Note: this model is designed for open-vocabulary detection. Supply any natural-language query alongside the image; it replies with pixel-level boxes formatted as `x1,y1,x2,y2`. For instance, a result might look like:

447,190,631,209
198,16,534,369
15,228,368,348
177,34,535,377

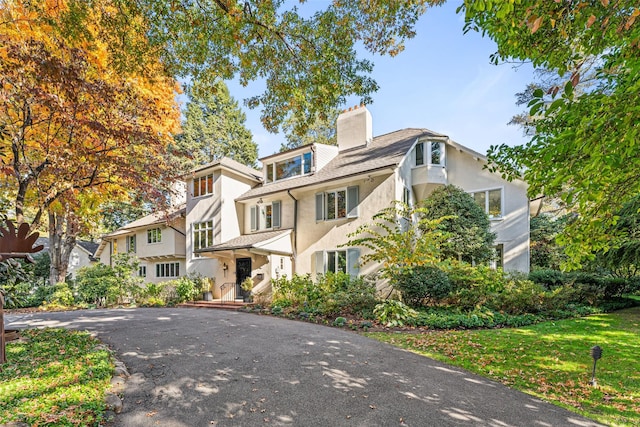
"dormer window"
265,151,312,183
415,141,445,167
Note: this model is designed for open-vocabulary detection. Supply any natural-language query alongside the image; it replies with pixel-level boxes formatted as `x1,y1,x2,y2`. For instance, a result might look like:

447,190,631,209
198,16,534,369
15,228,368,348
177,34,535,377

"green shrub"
333,316,347,327
445,263,506,310
272,274,319,306
75,263,116,306
489,278,546,315
373,300,418,327
529,269,566,289
316,273,377,315
395,266,451,307
42,282,75,309
174,277,200,302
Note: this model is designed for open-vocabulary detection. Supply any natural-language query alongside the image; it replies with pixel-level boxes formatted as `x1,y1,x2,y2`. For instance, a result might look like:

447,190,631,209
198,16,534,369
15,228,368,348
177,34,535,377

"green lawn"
365,307,640,427
0,328,114,426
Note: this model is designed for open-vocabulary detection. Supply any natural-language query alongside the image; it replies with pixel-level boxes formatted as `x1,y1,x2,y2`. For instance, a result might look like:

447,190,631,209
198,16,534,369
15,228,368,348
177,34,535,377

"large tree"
0,1,181,283
461,0,640,268
172,80,258,171
32,0,443,135
420,185,495,264
279,107,339,152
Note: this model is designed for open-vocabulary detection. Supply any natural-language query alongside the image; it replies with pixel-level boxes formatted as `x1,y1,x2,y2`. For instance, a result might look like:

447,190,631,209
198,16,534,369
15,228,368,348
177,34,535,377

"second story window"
126,235,136,253
265,151,312,183
193,220,214,255
193,174,213,197
470,188,503,219
415,141,445,167
251,201,281,231
316,186,359,221
147,227,162,244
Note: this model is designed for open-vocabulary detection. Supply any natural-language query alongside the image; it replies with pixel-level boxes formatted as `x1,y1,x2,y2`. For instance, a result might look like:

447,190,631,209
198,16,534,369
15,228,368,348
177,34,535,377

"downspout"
287,190,298,270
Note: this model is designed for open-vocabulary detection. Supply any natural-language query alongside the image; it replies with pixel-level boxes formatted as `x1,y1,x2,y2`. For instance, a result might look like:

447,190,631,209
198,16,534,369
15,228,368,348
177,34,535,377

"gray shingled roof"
237,128,445,201
101,205,186,238
196,229,292,253
187,157,262,181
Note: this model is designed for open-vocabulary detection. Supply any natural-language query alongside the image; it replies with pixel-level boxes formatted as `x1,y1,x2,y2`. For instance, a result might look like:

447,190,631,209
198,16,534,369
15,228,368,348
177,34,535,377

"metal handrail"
220,282,237,304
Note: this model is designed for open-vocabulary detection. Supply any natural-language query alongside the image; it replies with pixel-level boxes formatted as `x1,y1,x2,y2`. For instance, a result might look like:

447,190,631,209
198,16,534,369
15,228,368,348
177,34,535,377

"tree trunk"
48,210,78,285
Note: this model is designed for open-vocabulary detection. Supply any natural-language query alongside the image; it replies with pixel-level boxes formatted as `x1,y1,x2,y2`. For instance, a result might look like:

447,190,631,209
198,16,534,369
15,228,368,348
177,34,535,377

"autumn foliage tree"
0,1,180,283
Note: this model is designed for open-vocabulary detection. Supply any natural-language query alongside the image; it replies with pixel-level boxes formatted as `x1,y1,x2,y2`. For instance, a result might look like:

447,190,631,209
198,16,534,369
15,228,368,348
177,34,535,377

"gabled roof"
237,128,446,201
33,237,98,259
186,157,262,182
101,204,186,239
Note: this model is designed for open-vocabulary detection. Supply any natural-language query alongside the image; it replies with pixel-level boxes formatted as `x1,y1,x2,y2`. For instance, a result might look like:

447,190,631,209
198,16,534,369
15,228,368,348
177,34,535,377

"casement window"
415,141,445,166
265,152,312,183
193,174,214,197
147,228,162,244
193,220,214,256
156,262,180,278
138,265,147,277
490,244,504,270
470,188,503,219
402,187,412,206
126,235,136,253
316,186,359,221
250,201,281,231
314,248,360,277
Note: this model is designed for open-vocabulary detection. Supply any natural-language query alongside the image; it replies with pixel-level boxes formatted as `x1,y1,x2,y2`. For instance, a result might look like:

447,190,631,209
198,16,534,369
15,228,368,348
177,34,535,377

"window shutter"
250,206,257,231
314,251,325,278
315,193,324,221
273,201,281,229
347,248,360,277
347,186,359,218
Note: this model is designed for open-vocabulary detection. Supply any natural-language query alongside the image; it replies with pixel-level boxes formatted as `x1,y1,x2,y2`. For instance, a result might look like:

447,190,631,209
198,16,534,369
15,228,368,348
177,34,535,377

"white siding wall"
314,144,339,172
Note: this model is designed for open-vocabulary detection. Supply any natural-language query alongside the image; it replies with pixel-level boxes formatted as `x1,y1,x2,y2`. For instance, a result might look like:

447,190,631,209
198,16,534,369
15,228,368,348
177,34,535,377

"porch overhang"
196,229,293,259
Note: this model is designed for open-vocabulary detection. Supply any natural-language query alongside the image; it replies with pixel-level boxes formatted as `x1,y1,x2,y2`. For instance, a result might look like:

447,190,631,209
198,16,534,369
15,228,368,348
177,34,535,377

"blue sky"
226,2,536,159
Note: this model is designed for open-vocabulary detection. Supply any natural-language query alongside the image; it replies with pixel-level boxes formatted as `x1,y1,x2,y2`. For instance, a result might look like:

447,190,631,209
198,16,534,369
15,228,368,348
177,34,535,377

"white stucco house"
97,106,530,300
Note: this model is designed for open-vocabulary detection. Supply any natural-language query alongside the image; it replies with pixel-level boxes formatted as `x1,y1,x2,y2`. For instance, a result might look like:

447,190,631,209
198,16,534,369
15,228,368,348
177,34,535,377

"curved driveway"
6,308,603,427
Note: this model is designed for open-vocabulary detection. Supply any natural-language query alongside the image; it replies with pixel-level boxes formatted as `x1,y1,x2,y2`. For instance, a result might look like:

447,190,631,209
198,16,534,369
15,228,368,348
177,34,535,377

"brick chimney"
337,104,372,151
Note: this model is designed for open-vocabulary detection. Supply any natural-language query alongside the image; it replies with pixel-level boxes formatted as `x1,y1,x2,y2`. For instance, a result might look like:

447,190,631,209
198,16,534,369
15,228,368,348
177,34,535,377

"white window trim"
316,186,359,221
314,248,360,277
413,140,446,168
193,220,214,257
156,262,180,278
469,187,504,220
147,227,162,244
250,201,281,231
265,151,313,183
193,173,214,198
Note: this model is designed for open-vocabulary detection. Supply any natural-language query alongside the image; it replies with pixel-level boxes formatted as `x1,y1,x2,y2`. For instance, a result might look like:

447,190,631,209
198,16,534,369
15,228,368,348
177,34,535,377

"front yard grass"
365,306,640,427
0,328,114,426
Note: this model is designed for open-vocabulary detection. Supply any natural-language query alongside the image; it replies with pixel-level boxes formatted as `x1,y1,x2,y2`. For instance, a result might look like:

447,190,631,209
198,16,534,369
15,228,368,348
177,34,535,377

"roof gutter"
287,190,298,263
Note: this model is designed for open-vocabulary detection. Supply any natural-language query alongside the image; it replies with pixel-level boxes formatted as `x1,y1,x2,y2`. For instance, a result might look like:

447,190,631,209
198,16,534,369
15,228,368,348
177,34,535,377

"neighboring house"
98,106,530,299
34,237,99,279
95,205,187,283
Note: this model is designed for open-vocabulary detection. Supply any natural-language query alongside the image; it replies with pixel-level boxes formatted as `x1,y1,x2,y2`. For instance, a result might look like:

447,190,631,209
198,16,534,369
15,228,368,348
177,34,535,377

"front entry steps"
178,299,250,311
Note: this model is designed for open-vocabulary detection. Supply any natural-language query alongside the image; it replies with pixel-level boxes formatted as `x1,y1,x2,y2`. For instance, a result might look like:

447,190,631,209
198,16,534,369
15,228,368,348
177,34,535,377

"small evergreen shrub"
395,266,451,307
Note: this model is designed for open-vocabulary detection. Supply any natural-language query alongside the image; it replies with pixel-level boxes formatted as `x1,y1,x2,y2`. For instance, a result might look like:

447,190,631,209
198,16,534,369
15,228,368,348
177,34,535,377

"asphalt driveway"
6,308,604,427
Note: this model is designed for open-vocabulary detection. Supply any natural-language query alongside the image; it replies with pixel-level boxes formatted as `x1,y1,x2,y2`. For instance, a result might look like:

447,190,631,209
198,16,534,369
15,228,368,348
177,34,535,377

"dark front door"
236,258,252,300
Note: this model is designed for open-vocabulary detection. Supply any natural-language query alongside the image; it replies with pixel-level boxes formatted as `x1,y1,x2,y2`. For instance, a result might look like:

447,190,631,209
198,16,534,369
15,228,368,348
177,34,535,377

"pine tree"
173,80,258,171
